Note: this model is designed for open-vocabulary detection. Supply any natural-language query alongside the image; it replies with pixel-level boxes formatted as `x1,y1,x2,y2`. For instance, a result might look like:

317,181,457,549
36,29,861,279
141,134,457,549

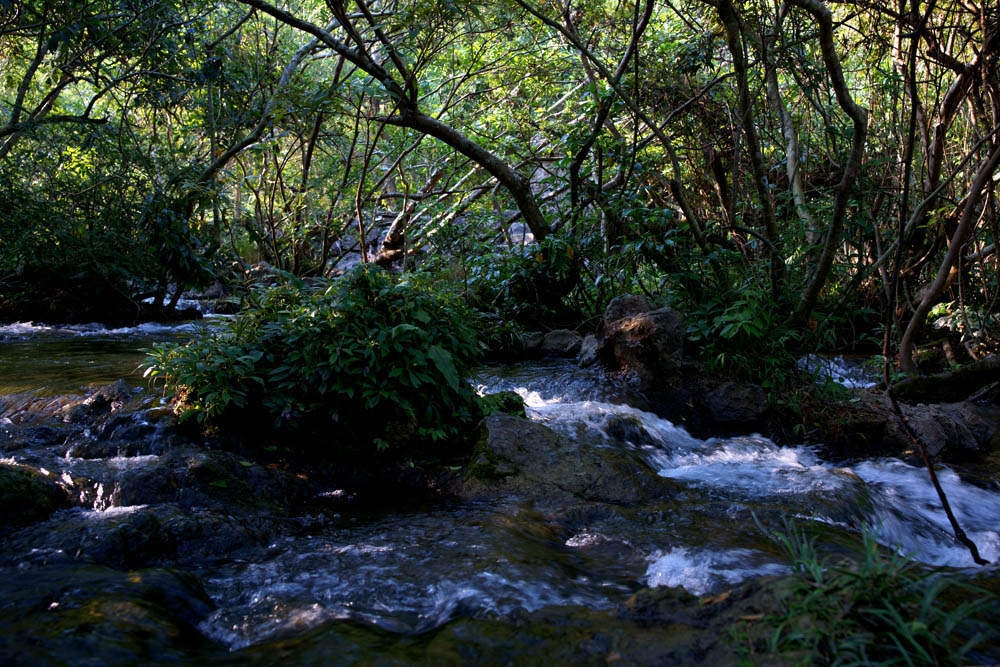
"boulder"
0,463,71,532
541,329,583,357
603,294,651,330
457,415,676,505
578,334,599,367
803,390,998,461
895,401,994,459
704,382,768,426
602,307,685,381
521,331,544,354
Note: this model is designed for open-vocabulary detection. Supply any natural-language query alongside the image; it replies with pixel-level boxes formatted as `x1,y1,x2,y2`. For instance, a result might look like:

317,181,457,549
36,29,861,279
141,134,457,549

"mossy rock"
479,390,526,419
457,415,677,505
0,563,216,664
0,463,71,532
466,427,521,481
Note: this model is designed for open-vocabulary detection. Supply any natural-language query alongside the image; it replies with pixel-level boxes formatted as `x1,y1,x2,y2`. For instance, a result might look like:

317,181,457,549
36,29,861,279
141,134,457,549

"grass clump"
755,518,995,665
143,265,483,454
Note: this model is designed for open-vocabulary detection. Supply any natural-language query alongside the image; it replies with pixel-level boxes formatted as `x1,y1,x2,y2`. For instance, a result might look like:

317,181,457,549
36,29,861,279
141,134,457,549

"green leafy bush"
463,236,582,327
684,281,803,389
144,265,483,453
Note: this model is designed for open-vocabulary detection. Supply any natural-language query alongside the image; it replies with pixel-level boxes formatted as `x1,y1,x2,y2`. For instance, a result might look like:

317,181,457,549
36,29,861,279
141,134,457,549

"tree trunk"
785,0,869,327
899,141,1000,372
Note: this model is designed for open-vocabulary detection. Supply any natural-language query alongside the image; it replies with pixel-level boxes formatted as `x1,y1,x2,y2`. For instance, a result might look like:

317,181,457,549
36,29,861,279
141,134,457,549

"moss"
478,391,526,419
0,463,70,532
465,429,520,481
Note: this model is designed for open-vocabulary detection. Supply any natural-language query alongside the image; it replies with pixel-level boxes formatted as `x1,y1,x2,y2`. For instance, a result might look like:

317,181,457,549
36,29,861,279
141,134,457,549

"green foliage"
758,517,994,665
684,279,803,389
462,235,582,327
144,265,483,453
478,390,526,419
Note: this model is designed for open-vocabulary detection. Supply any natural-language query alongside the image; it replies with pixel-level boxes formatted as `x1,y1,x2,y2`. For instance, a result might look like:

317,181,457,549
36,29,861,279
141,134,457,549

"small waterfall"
477,362,1000,570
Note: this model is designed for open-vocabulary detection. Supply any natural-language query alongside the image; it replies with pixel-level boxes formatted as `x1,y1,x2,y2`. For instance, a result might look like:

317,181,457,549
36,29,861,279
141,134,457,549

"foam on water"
644,547,788,595
0,322,56,337
0,320,202,339
852,460,1000,566
197,522,617,649
529,400,701,449
798,354,879,389
494,382,1000,570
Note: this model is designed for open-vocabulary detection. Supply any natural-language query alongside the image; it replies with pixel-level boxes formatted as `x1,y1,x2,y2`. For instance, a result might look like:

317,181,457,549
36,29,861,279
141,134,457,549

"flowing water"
1,324,998,660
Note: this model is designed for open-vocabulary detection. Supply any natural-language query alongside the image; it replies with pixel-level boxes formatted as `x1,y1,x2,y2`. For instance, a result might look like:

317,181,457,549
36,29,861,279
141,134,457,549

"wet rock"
603,294,651,329
541,329,582,357
604,414,663,450
522,331,544,354
114,448,312,514
0,422,66,452
66,424,165,459
704,382,768,426
596,306,686,387
0,562,216,664
457,415,676,505
0,463,71,532
62,379,135,423
578,334,599,368
3,503,279,569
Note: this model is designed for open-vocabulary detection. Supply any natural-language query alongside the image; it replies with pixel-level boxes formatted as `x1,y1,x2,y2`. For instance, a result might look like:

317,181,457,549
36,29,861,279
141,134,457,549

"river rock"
598,306,686,384
521,331,544,354
62,379,135,423
3,502,280,569
541,329,583,357
0,463,71,533
457,414,676,505
704,382,768,426
0,562,215,664
578,334,599,367
806,390,998,461
603,294,651,329
113,448,312,515
896,401,994,459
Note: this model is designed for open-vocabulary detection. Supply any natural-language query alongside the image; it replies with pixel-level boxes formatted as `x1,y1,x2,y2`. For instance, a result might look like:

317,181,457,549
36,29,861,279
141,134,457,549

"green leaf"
427,345,460,391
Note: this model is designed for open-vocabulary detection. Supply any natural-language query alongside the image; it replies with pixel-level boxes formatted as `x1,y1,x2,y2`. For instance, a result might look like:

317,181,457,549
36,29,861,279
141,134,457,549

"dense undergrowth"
144,265,485,454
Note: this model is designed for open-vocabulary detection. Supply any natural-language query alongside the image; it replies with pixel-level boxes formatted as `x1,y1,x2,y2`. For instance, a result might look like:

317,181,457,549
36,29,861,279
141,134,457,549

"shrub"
144,265,483,453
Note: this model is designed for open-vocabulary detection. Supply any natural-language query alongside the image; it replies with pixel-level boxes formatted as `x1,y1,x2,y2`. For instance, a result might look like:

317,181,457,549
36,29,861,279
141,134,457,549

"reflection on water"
0,319,218,395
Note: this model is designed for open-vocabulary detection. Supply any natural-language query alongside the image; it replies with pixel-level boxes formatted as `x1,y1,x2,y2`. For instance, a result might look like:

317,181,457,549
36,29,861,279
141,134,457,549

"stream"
1,318,998,663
